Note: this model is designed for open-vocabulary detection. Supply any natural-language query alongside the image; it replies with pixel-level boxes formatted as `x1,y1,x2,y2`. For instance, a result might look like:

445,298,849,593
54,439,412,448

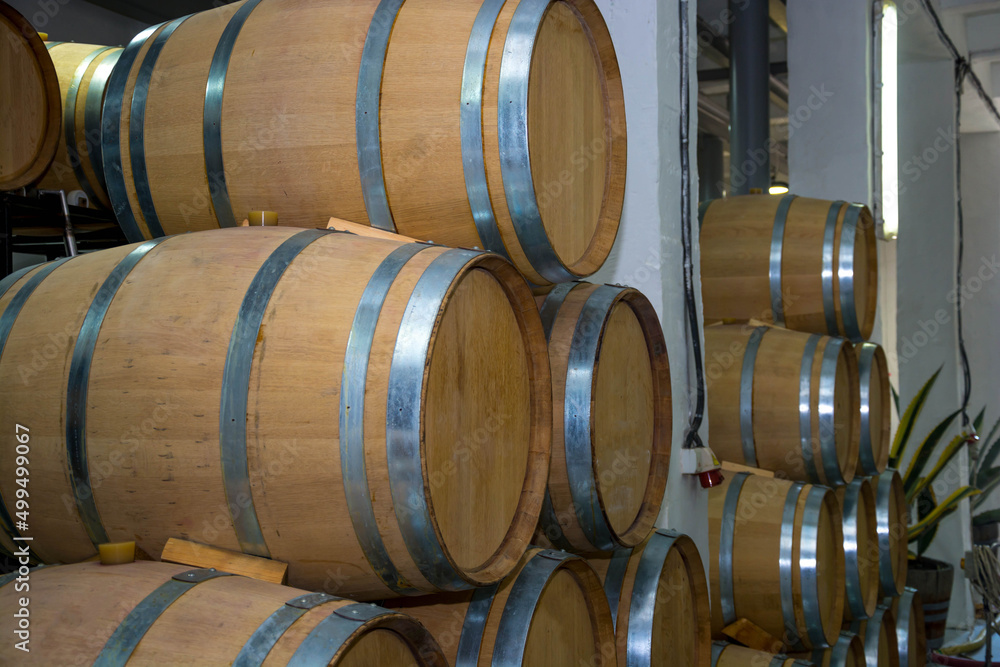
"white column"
896,58,972,630
592,0,709,562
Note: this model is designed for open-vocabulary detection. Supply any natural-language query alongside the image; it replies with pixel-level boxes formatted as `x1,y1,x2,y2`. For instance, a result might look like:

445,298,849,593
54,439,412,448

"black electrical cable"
954,62,973,428
912,0,986,429
679,0,706,449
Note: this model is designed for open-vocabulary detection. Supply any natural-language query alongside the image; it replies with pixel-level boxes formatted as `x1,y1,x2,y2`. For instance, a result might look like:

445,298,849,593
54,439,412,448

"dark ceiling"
86,0,237,24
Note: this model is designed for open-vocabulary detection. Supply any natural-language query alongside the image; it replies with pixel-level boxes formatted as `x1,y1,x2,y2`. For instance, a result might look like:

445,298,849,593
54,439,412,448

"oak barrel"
700,195,878,341
0,227,551,598
0,560,447,665
704,324,860,487
874,471,908,597
791,632,866,667
709,472,845,650
854,343,890,476
837,478,880,621
711,643,814,667
36,41,122,207
887,588,926,667
592,529,712,666
385,548,617,666
845,605,899,667
0,1,60,190
100,0,627,286
534,281,671,552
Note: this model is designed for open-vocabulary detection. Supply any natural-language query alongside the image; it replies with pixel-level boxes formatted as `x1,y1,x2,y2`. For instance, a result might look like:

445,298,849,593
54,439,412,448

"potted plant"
890,368,981,650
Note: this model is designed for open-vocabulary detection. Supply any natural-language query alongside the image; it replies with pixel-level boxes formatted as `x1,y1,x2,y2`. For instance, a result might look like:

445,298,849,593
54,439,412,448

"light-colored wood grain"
591,533,711,667
836,479,879,621
326,217,419,242
789,633,866,667
0,560,443,665
888,589,926,667
594,300,655,535
708,473,845,650
712,643,803,667
140,1,242,235
0,3,60,189
721,618,784,654
855,342,891,475
529,1,605,268
874,470,909,597
36,42,121,207
843,609,899,667
0,227,550,598
701,195,879,339
535,282,671,552
704,324,860,485
161,537,287,584
424,268,531,571
0,245,133,564
106,0,624,283
385,548,615,667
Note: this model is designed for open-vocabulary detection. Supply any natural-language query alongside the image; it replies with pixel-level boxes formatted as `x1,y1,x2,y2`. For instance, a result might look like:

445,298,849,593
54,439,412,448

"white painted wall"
895,57,972,629
960,131,1000,512
591,0,709,564
787,0,874,205
6,0,147,47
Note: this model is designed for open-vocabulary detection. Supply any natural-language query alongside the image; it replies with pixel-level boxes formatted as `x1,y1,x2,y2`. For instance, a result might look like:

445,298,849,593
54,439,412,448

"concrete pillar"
896,58,971,629
591,0,709,560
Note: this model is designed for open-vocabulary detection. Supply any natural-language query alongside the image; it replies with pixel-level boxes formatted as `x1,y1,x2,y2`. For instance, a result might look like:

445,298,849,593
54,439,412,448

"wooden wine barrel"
887,588,926,667
791,632,866,667
35,42,122,207
533,281,671,552
592,529,712,666
100,0,627,286
0,2,60,190
385,548,616,666
700,195,878,341
906,560,951,651
711,642,814,667
0,227,551,598
704,324,860,487
845,605,899,667
854,343,890,476
0,560,447,665
836,478,879,621
709,472,845,650
874,471,908,597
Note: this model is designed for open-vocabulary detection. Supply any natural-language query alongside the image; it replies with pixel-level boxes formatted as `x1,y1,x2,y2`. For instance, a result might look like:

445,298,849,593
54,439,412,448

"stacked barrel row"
0,0,717,664
699,194,922,666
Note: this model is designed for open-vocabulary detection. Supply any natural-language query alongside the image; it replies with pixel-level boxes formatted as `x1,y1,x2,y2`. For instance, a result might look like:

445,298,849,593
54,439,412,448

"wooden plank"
722,617,784,654
161,538,288,585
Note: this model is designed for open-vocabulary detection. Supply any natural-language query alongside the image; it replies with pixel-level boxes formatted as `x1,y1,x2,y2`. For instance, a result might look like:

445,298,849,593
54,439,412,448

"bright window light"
881,1,899,240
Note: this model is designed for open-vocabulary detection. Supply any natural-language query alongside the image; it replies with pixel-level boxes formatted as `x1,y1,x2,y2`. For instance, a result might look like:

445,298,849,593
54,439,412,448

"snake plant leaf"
975,422,1000,485
915,486,938,556
908,486,980,541
974,407,986,436
892,384,901,418
902,410,962,497
972,467,1000,510
918,505,958,556
986,416,1000,452
906,430,970,503
890,368,942,469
